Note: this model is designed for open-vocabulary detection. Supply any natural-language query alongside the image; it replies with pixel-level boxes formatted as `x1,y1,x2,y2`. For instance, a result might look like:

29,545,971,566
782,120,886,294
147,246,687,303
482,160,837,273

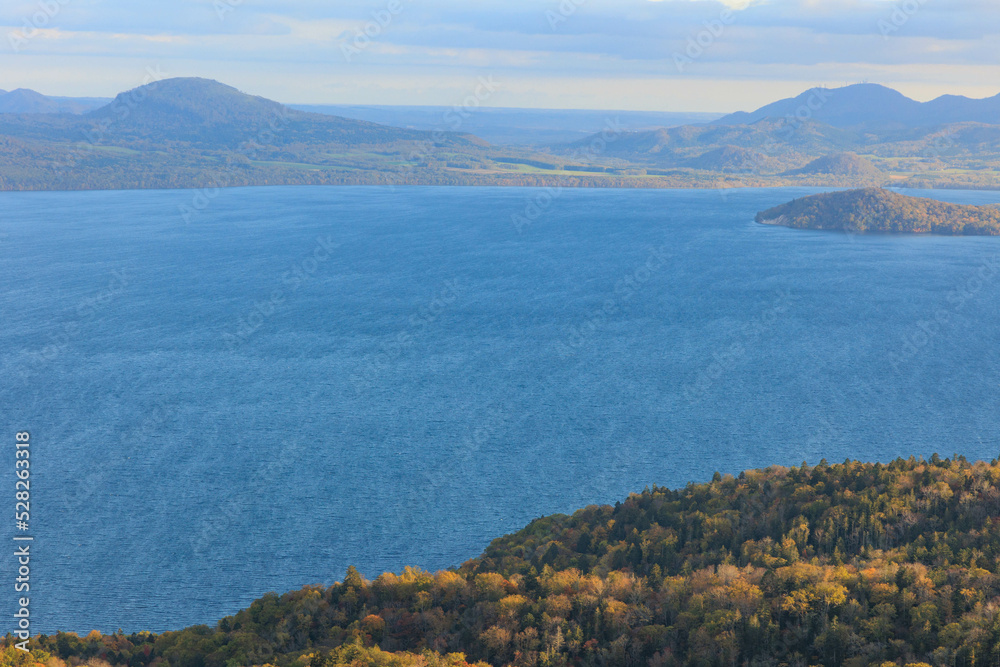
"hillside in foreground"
14,456,1000,667
756,188,1000,234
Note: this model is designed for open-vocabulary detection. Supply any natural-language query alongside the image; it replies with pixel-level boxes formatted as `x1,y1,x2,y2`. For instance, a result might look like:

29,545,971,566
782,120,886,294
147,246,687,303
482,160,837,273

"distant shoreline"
3,180,1000,196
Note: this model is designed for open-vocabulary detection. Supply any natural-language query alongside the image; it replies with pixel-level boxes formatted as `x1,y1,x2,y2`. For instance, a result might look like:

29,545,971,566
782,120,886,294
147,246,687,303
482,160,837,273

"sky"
0,0,998,112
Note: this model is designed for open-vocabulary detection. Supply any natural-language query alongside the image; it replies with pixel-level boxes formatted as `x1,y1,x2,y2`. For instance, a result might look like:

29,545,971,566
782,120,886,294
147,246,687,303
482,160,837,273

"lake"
2,185,999,633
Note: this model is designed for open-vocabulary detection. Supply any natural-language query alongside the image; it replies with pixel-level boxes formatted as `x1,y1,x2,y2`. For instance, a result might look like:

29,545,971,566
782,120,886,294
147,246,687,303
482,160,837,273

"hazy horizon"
4,78,999,117
2,0,998,112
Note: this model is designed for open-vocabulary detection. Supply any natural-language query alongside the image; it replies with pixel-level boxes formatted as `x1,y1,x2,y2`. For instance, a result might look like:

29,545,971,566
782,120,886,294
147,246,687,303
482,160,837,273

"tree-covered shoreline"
756,188,1000,235
3,79,1000,194
13,456,1000,666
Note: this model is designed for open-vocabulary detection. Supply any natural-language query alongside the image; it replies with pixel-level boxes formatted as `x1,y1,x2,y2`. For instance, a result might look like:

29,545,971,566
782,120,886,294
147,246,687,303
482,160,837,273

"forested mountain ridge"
0,78,479,148
0,88,109,114
756,188,1000,234
715,84,1000,129
557,84,1000,190
558,117,999,189
785,154,883,180
83,78,472,147
0,78,997,191
15,456,1000,667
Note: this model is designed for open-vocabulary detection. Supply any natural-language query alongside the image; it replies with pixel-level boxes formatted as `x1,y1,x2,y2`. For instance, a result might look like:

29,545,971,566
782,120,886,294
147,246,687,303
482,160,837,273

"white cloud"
645,0,757,9
0,0,996,109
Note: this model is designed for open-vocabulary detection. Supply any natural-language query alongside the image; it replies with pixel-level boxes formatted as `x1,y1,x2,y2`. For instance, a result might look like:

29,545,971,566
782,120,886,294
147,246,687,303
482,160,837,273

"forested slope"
756,188,1000,234
13,457,1000,666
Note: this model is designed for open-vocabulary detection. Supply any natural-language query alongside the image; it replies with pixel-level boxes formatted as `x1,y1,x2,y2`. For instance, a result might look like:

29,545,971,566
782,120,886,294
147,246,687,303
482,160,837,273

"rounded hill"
787,152,884,179
756,187,1000,234
83,77,476,147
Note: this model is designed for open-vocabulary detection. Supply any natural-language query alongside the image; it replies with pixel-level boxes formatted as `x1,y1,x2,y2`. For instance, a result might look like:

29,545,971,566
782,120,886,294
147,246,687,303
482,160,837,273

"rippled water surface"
2,185,999,633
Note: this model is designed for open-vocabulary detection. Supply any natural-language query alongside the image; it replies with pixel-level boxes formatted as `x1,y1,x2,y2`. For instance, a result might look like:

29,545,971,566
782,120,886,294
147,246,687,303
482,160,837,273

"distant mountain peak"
716,83,1000,129
77,76,471,149
90,77,289,125
0,88,66,114
0,87,110,114
113,77,265,101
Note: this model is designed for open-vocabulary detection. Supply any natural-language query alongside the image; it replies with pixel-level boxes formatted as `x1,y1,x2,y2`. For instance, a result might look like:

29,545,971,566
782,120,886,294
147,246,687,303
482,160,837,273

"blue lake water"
2,185,1000,634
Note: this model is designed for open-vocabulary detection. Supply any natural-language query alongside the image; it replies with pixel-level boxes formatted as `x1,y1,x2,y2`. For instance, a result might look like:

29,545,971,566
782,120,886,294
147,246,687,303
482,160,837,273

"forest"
1,78,999,193
756,188,1000,235
12,456,1000,666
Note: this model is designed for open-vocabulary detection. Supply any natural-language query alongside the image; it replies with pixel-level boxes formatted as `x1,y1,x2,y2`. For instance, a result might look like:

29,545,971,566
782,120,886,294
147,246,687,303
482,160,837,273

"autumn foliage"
14,456,1000,666
756,188,1000,235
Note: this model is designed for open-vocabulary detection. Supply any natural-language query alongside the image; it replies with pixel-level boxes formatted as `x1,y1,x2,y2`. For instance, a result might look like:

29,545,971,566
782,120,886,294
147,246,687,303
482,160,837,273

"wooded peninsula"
10,456,1000,667
756,189,1000,235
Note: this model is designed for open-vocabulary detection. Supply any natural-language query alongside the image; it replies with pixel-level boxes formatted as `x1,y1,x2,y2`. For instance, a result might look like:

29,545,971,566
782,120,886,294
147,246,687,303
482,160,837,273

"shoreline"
2,180,999,196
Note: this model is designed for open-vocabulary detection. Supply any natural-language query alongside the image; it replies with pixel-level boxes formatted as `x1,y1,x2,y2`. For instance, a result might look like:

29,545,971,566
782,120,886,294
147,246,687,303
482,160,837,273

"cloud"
646,0,758,9
0,0,996,109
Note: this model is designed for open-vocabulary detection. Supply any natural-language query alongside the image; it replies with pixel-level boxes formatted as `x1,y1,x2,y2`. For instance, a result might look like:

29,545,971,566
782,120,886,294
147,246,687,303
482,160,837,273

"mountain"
0,88,109,114
0,77,489,150
756,187,1000,234
1,88,68,114
0,77,997,192
923,93,1000,125
22,456,1000,667
785,152,884,179
82,77,469,147
716,83,1000,129
0,77,565,192
561,89,1000,189
89,77,287,129
682,145,779,173
562,118,861,169
293,104,725,145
